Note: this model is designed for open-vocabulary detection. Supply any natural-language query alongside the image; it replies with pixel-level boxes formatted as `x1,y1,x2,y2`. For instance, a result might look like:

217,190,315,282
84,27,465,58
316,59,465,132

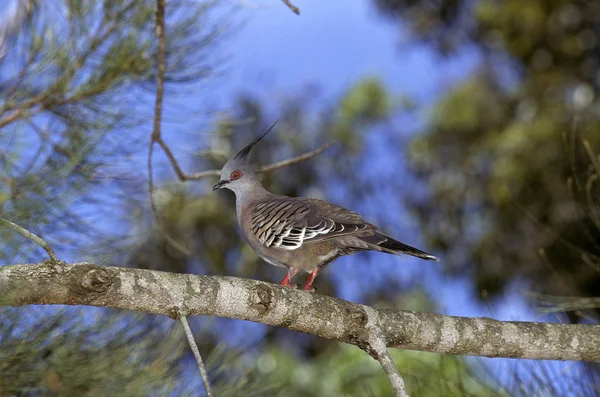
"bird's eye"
230,170,242,180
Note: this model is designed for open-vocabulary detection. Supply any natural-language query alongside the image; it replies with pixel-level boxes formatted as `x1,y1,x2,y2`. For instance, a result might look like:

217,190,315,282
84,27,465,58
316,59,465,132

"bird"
213,124,440,291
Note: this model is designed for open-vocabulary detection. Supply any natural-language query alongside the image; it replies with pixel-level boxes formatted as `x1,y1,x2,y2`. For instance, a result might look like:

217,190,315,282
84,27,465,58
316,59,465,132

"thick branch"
2,263,599,362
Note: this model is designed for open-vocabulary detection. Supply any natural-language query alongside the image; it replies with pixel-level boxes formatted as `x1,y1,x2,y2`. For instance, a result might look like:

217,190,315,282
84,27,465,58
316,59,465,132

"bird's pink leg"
303,268,320,292
279,268,299,288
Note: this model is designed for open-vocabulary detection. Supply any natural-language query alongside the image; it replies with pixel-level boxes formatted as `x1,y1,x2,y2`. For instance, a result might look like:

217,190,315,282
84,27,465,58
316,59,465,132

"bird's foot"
302,268,320,293
279,269,299,288
281,283,299,289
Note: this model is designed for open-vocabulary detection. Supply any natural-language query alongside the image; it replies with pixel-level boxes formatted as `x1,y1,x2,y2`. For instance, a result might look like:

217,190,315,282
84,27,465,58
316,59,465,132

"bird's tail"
361,232,440,261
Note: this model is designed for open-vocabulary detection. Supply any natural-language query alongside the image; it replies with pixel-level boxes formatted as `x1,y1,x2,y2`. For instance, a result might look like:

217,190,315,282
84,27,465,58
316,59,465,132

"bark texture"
1,262,599,361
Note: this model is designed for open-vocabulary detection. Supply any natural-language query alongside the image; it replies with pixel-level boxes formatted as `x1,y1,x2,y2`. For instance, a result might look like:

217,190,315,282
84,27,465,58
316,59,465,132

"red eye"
230,170,242,180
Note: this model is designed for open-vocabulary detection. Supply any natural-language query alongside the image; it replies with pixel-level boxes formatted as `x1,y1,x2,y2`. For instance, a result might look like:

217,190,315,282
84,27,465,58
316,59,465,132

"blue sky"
218,0,476,110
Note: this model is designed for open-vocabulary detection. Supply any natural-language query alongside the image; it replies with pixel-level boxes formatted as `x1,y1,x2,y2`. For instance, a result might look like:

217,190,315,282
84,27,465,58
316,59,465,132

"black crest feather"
234,120,279,161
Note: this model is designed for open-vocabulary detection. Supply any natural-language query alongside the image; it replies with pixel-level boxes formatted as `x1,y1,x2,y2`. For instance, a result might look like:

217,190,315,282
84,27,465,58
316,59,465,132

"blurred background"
1,0,599,395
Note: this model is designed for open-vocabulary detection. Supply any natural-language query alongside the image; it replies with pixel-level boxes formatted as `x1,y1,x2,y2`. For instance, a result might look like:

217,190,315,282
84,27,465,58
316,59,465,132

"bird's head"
212,122,277,194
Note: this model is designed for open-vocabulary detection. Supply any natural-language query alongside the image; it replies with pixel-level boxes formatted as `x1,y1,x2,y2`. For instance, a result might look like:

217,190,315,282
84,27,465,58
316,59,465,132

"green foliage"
0,309,186,396
254,345,496,397
339,78,390,122
376,0,600,320
0,1,232,394
0,0,225,264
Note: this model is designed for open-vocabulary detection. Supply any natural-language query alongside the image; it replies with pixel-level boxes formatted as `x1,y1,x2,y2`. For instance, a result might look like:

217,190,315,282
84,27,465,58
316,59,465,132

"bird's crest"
233,120,279,161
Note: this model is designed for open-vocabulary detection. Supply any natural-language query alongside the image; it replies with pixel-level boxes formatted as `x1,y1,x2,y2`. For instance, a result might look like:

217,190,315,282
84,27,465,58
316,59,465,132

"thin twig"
180,315,213,397
0,0,39,59
0,217,60,262
258,142,332,173
368,336,410,397
362,307,410,397
157,137,187,181
281,0,300,15
148,0,186,183
0,18,117,129
152,0,167,143
526,292,600,313
148,0,189,256
184,168,221,180
185,142,333,180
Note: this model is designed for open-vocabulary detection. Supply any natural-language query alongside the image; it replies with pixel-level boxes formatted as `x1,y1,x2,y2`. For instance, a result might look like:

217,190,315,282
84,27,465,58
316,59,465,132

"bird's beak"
212,180,229,191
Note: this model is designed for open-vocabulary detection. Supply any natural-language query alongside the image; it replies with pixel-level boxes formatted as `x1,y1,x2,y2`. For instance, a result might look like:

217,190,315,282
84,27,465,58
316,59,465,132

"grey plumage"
213,125,440,291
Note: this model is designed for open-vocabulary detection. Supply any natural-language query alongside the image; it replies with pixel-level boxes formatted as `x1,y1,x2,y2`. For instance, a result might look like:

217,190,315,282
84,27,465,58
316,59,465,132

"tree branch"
148,0,190,256
185,142,333,180
150,2,209,392
362,307,410,397
527,292,600,313
152,0,166,144
0,218,60,263
0,0,38,59
2,262,599,363
258,142,333,173
149,0,187,183
280,0,300,15
180,315,213,397
0,18,118,130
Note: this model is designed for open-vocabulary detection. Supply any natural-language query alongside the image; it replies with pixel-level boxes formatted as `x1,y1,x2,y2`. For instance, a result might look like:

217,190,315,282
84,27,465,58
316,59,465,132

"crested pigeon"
213,126,440,291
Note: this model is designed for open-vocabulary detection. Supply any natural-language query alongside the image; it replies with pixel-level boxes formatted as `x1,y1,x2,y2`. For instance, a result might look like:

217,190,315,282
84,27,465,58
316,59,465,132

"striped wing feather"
250,198,369,251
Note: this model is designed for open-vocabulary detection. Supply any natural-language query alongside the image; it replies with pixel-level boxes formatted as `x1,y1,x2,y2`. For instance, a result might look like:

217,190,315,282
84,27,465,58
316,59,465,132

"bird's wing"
250,197,370,251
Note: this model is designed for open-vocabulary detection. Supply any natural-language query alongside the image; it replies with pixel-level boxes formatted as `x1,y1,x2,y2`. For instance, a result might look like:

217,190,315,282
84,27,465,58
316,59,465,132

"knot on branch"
81,268,112,293
347,307,368,328
64,265,113,305
250,283,274,315
42,258,67,267
342,306,372,351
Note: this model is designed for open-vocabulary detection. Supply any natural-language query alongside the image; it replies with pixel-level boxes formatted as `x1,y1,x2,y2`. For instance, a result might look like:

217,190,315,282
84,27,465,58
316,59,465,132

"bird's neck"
233,179,271,219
